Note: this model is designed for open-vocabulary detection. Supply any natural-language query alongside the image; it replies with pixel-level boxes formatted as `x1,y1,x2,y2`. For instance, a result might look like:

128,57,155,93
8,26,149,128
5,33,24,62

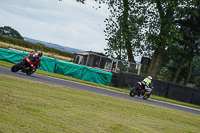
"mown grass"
1,60,200,110
0,74,200,133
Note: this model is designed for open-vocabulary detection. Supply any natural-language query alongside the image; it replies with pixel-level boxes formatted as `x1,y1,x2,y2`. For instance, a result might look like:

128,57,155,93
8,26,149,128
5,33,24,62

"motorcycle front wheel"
143,92,151,100
26,68,36,75
26,70,32,75
130,87,138,97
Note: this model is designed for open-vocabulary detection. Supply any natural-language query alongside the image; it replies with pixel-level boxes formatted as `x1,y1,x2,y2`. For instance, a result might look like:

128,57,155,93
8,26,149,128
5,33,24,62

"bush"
194,76,200,88
0,35,74,58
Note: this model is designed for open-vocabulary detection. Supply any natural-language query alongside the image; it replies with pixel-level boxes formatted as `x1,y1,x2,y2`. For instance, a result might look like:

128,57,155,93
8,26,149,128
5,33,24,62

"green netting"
55,60,113,85
0,48,113,86
81,67,113,86
54,60,86,79
39,57,57,73
0,48,28,63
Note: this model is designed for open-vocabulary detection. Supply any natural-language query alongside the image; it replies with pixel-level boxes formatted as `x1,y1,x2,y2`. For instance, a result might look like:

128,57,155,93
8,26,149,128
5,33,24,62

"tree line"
0,34,74,58
75,0,200,87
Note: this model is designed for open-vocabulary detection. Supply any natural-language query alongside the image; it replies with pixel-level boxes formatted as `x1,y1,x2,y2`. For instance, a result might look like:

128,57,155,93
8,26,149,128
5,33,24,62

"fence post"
110,59,114,71
190,88,195,104
115,60,118,72
165,83,170,98
54,59,57,73
98,56,102,68
137,64,142,75
85,52,90,66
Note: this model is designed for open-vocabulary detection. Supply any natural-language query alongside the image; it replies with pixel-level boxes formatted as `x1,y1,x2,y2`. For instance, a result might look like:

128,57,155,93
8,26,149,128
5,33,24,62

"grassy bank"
0,74,200,133
1,60,200,110
0,41,73,61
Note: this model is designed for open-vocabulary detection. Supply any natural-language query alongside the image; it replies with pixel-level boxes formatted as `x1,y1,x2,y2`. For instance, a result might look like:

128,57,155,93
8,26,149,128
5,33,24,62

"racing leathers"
25,52,41,72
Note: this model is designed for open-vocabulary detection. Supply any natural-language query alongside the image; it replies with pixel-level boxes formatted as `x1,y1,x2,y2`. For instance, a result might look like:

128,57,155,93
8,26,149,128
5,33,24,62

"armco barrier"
110,71,200,106
0,48,112,86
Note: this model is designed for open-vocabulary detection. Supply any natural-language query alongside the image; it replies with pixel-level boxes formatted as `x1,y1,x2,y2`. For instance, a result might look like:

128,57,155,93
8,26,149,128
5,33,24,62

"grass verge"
0,74,200,133
0,60,200,110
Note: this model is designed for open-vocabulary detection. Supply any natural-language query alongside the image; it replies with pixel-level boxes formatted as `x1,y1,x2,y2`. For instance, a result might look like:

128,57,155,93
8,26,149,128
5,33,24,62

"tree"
171,46,185,83
182,11,200,85
192,56,200,82
37,42,45,46
104,0,146,62
171,2,200,85
75,0,198,79
193,56,200,88
74,0,146,63
0,26,24,40
144,0,182,78
159,1,200,85
99,0,197,79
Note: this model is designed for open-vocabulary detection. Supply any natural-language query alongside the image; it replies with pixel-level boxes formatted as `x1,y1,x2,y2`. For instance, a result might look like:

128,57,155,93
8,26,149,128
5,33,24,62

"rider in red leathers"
25,51,43,73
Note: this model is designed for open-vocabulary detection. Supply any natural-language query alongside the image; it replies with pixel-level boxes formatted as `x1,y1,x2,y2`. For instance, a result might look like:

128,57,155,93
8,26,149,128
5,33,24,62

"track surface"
0,67,200,115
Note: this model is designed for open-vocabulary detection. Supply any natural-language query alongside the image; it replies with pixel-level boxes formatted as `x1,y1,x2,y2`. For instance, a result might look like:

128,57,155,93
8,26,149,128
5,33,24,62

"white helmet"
148,76,152,80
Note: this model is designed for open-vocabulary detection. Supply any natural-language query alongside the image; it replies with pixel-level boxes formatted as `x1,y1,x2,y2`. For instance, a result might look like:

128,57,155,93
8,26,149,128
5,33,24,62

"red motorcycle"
11,56,38,75
129,82,152,100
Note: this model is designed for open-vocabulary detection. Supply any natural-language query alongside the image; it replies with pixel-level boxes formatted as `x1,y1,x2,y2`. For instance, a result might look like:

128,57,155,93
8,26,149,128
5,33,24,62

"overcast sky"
0,0,110,53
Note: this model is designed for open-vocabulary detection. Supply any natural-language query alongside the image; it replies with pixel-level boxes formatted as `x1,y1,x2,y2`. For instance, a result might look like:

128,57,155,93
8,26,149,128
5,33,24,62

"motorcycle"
129,82,153,100
11,56,37,75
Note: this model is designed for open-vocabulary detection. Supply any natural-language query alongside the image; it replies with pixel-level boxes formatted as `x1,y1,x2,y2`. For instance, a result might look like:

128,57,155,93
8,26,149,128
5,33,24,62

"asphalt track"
0,66,200,115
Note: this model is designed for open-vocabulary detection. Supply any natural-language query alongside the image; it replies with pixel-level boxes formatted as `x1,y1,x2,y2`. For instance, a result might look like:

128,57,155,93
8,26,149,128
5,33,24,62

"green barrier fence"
0,48,112,86
0,48,29,63
54,60,86,79
39,57,57,73
82,67,113,86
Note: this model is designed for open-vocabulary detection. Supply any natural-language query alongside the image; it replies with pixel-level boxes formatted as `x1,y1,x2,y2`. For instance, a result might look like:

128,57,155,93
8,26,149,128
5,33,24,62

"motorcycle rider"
138,76,152,96
25,51,43,73
142,76,152,91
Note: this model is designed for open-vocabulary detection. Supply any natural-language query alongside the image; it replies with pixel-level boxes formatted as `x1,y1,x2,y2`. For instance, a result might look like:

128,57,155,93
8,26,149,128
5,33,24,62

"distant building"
73,51,114,72
73,51,142,75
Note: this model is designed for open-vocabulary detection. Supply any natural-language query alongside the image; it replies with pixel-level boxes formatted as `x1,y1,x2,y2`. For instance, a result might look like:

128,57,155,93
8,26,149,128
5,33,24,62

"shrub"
0,35,74,58
194,76,200,88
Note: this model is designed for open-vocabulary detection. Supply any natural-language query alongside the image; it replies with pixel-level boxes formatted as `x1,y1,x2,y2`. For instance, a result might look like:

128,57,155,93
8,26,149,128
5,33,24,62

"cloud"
0,0,109,52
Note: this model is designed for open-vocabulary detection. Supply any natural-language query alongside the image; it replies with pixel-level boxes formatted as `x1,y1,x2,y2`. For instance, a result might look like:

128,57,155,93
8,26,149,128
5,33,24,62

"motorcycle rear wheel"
11,63,21,72
130,87,138,97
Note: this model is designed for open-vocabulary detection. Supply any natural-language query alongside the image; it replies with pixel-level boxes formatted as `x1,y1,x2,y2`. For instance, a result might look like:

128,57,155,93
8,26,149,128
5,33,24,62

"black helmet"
38,51,43,57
